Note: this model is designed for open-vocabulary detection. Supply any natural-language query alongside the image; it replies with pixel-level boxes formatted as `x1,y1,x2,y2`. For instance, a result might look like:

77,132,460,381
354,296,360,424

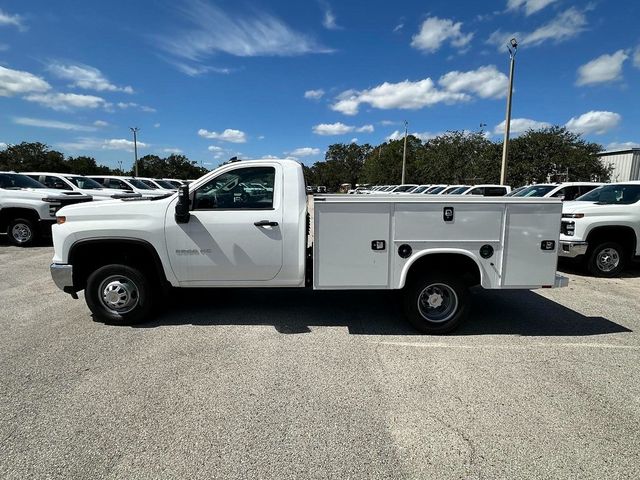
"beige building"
597,148,640,182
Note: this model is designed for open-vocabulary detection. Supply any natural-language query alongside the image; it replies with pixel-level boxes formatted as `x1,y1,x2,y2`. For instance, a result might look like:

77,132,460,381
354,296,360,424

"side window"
485,187,506,196
580,185,597,196
193,166,275,210
562,186,580,201
109,179,131,190
551,187,566,198
468,187,484,195
91,177,105,186
44,175,70,190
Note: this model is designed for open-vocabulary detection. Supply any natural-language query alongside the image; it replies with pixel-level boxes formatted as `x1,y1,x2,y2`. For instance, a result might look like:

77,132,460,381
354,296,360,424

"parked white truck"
50,159,567,333
1,172,92,246
559,182,640,277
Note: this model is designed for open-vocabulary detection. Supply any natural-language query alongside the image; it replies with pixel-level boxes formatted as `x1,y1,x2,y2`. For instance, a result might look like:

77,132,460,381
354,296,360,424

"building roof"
597,148,640,156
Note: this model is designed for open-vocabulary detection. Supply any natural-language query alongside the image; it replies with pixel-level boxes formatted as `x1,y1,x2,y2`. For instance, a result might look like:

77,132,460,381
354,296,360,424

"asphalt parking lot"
1,241,639,479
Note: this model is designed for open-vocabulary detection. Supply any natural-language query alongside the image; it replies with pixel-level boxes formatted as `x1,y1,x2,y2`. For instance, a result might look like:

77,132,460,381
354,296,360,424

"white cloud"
350,138,358,143
379,120,398,126
208,145,224,152
312,122,354,135
0,8,24,29
321,4,340,30
47,63,134,93
14,116,97,132
156,1,331,74
439,65,508,99
507,0,558,16
565,111,621,135
0,142,8,150
387,130,443,141
487,8,587,49
165,60,233,77
289,147,321,156
103,138,148,151
57,137,148,152
606,142,640,151
0,65,50,97
576,50,628,86
116,102,156,113
154,123,161,128
393,23,404,33
493,118,551,136
198,128,247,143
411,17,473,53
163,148,183,154
331,78,468,115
93,120,109,127
304,89,325,100
356,124,374,133
24,92,107,110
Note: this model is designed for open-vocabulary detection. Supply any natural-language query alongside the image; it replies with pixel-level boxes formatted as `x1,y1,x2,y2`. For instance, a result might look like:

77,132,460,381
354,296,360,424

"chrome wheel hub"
99,275,139,313
417,283,458,323
597,248,620,272
11,223,32,243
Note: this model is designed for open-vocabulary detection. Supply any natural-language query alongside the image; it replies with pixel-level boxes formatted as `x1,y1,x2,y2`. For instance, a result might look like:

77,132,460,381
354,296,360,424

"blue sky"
1,0,639,170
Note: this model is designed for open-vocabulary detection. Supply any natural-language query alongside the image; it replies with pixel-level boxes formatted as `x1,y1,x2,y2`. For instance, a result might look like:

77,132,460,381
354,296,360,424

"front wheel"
7,218,37,247
586,242,626,277
85,264,154,325
403,274,469,334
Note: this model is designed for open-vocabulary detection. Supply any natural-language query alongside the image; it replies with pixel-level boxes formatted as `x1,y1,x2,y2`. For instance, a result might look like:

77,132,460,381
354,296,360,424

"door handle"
254,220,279,227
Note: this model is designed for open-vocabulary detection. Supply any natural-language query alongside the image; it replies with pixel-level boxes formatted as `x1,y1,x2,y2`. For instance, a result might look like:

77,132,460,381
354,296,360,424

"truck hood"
57,195,171,217
2,187,91,201
562,200,618,215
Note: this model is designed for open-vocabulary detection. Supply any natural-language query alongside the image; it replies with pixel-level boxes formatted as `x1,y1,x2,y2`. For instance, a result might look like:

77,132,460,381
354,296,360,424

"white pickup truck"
50,159,567,333
1,171,93,246
559,182,640,277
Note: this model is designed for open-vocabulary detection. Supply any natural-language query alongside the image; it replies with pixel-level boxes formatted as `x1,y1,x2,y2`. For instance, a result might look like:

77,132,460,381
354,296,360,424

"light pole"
401,120,408,184
500,38,518,186
130,127,139,177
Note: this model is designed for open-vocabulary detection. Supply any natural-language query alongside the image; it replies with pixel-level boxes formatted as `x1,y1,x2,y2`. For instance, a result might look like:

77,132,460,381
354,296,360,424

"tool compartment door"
314,202,391,289
502,202,562,287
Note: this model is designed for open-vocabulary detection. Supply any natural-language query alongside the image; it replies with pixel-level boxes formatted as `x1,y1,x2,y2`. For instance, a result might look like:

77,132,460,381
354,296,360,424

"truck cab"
22,172,141,200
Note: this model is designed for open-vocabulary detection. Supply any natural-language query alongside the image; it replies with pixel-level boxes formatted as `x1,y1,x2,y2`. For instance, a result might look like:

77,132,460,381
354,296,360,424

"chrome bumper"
50,263,73,291
559,241,588,258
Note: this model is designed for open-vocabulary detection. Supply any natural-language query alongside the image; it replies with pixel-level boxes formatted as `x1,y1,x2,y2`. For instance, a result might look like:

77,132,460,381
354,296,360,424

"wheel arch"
399,248,485,289
586,225,637,257
68,237,169,291
0,207,40,231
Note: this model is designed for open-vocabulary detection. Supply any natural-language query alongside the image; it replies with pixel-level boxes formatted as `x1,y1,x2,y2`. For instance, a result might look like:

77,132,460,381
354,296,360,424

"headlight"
562,213,584,218
56,216,66,225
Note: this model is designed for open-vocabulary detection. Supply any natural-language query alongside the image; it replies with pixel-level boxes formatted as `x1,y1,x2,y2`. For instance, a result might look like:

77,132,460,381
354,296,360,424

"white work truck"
50,159,567,333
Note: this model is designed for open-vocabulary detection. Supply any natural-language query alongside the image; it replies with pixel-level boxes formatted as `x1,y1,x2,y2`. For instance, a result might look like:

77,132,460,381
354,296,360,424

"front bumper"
50,263,74,292
559,241,588,258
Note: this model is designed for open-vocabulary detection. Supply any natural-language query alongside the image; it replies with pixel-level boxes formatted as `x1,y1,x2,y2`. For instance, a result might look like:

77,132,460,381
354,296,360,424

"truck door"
165,164,284,283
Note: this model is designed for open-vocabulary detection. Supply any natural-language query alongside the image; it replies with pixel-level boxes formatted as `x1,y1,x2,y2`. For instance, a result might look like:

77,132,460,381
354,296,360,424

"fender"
398,247,486,289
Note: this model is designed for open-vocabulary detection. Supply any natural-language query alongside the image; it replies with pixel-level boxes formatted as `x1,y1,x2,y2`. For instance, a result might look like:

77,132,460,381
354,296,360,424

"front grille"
49,197,93,216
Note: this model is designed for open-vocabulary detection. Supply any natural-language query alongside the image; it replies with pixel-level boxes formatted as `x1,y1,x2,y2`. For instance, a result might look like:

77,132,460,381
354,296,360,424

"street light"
130,127,140,177
401,120,408,184
500,38,518,186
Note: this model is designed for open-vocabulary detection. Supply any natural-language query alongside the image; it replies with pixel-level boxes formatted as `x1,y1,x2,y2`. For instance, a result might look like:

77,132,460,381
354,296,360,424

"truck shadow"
558,258,640,279
140,287,631,337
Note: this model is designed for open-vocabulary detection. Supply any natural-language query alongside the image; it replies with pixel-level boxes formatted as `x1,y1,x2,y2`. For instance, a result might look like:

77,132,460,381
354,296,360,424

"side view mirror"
175,185,191,224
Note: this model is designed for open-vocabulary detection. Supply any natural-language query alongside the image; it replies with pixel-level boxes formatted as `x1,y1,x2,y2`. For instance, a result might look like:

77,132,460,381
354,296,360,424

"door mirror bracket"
175,185,191,224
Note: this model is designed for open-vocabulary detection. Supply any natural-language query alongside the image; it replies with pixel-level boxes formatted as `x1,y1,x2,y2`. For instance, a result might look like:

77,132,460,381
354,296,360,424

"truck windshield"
65,176,104,189
428,186,447,194
575,184,640,205
411,186,429,194
127,178,153,189
448,186,470,194
0,173,46,189
154,180,176,189
512,185,555,197
393,185,417,192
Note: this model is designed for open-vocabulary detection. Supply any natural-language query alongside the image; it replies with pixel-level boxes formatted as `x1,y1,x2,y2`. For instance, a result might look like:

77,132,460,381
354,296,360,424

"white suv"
511,182,602,201
23,172,141,200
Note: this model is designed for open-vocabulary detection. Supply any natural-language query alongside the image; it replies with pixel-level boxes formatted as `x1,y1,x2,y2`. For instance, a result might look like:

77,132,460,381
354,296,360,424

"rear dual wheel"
403,273,469,334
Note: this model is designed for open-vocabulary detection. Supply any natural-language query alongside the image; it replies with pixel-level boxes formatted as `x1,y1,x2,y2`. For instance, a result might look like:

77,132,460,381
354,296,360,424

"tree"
0,142,67,172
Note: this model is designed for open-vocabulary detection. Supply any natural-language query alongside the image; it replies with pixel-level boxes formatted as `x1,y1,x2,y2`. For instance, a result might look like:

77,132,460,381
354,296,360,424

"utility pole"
500,38,518,186
130,127,140,177
117,160,123,172
401,120,408,184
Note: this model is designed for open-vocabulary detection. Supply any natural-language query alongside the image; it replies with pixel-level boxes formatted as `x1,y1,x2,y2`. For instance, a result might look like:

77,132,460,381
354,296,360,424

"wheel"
586,242,626,277
85,264,155,325
403,273,469,334
7,218,37,247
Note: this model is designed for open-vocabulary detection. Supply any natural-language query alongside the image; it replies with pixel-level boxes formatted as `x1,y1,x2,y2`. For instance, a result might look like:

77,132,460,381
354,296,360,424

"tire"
85,264,155,325
586,242,626,277
403,273,470,334
7,218,37,247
